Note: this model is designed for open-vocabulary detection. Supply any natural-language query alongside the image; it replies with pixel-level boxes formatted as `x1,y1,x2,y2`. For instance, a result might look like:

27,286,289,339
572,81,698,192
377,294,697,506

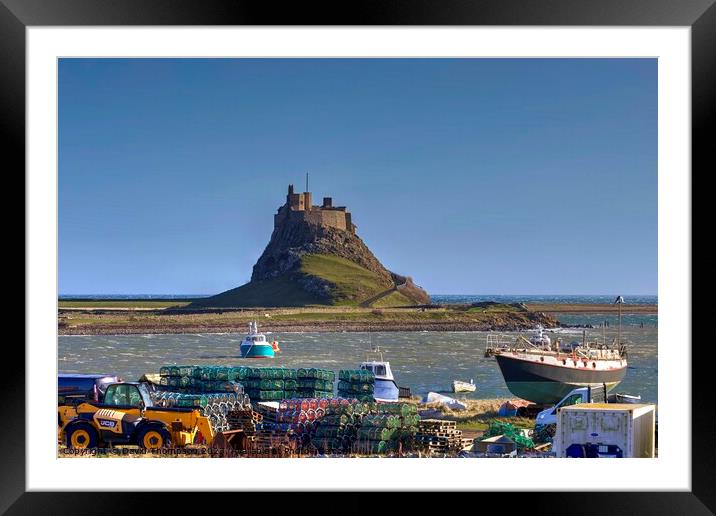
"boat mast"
615,295,624,346
618,299,622,345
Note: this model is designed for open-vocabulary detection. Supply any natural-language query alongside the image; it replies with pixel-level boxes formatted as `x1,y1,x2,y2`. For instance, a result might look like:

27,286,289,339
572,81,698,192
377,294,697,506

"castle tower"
276,183,354,234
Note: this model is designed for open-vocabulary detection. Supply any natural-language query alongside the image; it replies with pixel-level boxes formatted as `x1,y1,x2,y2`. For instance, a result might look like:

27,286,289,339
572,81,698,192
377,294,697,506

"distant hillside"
196,254,420,308
193,185,430,308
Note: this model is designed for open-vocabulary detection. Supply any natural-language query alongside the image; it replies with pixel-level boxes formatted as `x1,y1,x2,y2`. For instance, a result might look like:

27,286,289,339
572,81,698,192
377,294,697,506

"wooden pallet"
419,419,456,427
417,420,466,452
419,431,461,437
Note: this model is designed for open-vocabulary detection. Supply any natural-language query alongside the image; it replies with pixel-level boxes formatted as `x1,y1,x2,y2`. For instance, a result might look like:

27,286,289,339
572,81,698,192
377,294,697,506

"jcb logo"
99,419,116,428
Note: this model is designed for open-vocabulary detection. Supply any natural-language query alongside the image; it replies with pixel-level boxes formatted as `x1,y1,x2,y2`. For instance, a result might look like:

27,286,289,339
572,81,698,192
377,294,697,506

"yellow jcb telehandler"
58,382,239,450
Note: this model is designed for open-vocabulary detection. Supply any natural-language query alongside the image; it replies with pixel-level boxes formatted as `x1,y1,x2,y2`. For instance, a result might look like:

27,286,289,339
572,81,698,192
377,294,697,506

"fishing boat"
239,321,280,359
452,379,476,393
486,297,629,404
359,346,400,402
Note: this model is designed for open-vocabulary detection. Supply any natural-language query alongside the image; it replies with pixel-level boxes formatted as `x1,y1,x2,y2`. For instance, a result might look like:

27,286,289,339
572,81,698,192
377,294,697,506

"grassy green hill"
193,254,418,308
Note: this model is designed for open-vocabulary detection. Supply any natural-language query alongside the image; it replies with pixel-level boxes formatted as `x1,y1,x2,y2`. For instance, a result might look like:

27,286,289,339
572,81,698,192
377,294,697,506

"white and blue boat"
359,346,400,402
239,321,280,359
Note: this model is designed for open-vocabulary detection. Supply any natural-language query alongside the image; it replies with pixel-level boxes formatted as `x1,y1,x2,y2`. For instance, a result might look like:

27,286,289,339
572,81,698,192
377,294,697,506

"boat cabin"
360,361,394,381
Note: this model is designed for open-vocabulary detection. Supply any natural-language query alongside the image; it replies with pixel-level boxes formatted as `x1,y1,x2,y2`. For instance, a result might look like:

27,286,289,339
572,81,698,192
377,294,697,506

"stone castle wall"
275,185,355,234
304,209,349,232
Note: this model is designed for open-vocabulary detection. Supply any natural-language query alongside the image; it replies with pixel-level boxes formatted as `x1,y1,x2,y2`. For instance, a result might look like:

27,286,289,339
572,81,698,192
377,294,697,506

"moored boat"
239,321,280,359
359,346,400,402
488,297,630,404
488,326,627,404
452,379,476,393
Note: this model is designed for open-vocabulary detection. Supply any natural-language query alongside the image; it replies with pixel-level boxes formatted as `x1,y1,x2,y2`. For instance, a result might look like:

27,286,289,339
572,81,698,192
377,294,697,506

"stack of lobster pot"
158,365,247,395
337,369,375,402
296,368,335,398
151,391,252,433
155,365,253,433
352,402,420,455
244,367,296,402
309,398,368,454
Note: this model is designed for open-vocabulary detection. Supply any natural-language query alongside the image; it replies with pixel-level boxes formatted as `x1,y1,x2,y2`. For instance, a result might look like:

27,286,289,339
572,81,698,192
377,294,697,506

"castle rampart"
274,184,356,234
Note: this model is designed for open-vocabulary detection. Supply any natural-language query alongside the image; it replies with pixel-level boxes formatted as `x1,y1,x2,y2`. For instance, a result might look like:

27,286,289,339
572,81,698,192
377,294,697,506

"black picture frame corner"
4,0,714,513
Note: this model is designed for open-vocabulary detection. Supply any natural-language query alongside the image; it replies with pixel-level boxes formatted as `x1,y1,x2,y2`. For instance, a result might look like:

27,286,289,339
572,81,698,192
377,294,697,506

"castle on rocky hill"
193,182,430,307
274,184,356,234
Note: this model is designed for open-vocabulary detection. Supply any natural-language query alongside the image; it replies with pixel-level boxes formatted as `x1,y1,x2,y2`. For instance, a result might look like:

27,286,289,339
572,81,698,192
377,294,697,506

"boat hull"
240,343,275,359
494,353,626,404
373,378,400,402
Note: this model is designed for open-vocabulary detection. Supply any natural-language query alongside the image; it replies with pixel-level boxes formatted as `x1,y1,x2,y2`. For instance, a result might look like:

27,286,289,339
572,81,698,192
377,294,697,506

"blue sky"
59,58,657,295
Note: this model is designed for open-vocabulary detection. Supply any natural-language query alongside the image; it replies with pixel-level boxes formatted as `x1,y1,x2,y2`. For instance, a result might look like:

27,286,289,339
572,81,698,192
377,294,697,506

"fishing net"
532,424,556,444
483,421,535,450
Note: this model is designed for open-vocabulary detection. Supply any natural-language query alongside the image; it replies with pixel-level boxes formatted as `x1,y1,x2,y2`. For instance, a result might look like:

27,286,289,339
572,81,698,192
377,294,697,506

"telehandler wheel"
137,425,172,450
66,423,99,449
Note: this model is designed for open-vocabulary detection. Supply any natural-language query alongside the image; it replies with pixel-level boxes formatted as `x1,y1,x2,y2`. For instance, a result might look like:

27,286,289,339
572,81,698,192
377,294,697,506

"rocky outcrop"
250,215,430,305
252,221,391,284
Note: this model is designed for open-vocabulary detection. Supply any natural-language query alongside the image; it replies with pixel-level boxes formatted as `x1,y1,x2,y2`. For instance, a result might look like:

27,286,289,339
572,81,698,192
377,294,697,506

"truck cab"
58,373,123,405
535,385,607,427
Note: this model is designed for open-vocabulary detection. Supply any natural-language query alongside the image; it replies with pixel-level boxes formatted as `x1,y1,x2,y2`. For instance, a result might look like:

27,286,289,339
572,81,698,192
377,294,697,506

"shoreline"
58,303,656,336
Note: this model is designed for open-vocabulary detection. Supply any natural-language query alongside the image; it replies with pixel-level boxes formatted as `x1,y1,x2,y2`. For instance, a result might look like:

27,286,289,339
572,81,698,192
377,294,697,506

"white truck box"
554,403,656,458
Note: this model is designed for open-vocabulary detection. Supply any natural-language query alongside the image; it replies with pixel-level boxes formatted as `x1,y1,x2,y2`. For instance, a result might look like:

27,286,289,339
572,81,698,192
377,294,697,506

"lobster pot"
353,440,388,454
193,365,252,381
187,379,244,394
284,379,298,390
357,426,396,441
312,437,342,453
284,390,299,400
297,368,336,382
246,389,285,402
159,365,200,378
297,389,334,399
312,435,351,454
362,414,400,429
337,370,375,401
337,381,374,394
401,414,421,427
339,370,375,384
314,426,345,439
377,402,417,417
246,367,296,380
172,394,209,408
246,379,285,390
320,414,353,426
297,378,333,391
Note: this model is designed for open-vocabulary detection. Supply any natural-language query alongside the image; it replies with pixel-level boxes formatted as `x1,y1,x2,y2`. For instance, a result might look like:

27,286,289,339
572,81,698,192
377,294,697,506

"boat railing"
484,333,512,357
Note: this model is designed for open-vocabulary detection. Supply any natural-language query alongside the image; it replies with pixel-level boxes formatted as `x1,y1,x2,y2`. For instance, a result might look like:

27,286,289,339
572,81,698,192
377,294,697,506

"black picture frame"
5,0,711,513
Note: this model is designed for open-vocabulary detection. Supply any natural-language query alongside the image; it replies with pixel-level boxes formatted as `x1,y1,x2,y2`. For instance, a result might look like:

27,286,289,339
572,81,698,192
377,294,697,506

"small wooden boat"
452,379,476,393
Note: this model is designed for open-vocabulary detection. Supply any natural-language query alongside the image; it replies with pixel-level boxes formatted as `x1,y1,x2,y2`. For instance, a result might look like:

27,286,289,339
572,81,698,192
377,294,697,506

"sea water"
58,316,657,403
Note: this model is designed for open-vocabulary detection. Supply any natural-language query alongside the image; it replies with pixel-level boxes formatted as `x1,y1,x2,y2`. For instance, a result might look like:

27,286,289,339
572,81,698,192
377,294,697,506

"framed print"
5,0,712,512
